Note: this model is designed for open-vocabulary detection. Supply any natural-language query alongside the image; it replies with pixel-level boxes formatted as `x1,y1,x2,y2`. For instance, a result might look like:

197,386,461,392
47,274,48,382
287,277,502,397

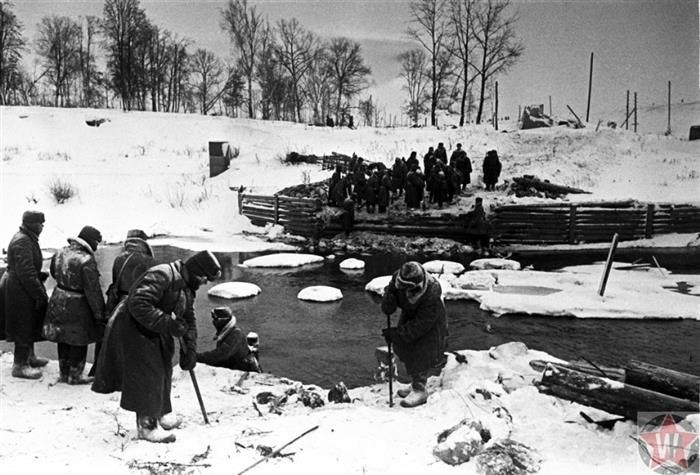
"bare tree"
221,64,245,117
358,96,375,126
470,0,523,124
303,44,333,124
220,0,264,119
407,0,453,126
190,48,222,114
275,18,315,122
398,48,430,125
102,0,149,110
0,1,25,104
449,0,478,125
77,15,101,107
36,15,82,106
327,37,371,124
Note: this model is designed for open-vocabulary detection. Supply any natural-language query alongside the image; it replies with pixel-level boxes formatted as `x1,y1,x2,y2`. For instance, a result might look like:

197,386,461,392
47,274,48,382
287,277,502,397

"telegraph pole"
625,90,629,130
586,52,594,122
494,81,499,131
633,92,638,133
666,81,671,135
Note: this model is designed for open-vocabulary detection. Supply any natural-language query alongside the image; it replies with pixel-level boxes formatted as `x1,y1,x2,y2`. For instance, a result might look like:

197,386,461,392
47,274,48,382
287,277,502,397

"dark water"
12,246,700,388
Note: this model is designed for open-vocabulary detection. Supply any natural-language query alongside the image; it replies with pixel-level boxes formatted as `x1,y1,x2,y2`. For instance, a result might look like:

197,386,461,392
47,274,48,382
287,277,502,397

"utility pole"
549,96,552,116
586,52,594,122
633,92,638,133
494,81,499,131
666,81,671,135
625,90,629,130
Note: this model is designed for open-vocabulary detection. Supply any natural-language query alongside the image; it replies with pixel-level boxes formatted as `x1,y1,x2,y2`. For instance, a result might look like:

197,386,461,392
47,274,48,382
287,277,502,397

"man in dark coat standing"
482,149,502,191
44,225,105,384
92,250,221,443
89,229,156,378
450,143,472,191
381,261,447,408
434,142,447,163
1,211,49,379
197,307,261,372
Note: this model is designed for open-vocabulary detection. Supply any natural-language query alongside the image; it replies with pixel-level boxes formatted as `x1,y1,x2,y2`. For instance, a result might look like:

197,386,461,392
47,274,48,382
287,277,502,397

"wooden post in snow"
634,92,638,133
586,52,594,122
598,232,619,296
494,81,499,131
666,81,671,135
549,96,552,116
625,90,630,130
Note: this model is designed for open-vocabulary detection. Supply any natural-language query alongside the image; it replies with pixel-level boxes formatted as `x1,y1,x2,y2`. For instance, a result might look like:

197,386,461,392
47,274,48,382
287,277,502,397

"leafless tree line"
0,0,373,124
401,0,524,126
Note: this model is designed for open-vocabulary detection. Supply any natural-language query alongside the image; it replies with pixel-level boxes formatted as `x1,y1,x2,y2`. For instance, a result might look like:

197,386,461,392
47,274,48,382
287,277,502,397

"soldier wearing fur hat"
197,307,261,372
44,225,105,385
92,250,221,443
1,211,50,379
381,261,448,408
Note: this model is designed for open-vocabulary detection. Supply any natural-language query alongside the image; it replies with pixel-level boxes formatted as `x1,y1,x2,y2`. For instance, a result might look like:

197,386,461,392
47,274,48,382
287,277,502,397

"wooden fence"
237,191,700,245
492,202,700,244
321,154,352,171
238,193,323,236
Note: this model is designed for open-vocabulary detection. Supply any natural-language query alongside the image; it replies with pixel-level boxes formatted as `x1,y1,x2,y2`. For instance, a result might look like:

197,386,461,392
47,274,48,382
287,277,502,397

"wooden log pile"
239,194,323,236
510,175,590,198
530,359,699,421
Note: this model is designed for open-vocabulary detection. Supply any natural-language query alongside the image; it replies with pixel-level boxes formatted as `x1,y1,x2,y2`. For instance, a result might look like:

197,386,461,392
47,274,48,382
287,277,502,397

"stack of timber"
530,359,699,421
653,204,700,234
321,153,355,171
322,213,470,240
239,194,323,236
511,175,590,198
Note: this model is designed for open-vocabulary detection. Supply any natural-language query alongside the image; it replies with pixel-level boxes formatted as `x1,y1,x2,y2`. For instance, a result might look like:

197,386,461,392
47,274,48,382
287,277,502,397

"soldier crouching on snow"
381,261,448,408
197,307,262,373
92,250,221,443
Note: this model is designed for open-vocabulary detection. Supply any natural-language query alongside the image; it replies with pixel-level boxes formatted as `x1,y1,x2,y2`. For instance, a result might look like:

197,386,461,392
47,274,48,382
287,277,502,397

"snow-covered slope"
1,106,698,249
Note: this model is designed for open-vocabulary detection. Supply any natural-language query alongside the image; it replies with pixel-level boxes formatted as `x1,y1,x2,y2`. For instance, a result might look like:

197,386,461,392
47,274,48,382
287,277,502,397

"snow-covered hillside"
1,106,698,250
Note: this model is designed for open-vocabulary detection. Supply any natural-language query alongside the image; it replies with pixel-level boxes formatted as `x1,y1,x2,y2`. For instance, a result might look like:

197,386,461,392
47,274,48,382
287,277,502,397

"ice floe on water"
469,258,521,270
207,282,261,299
297,285,343,302
422,260,465,275
339,258,365,270
241,253,324,268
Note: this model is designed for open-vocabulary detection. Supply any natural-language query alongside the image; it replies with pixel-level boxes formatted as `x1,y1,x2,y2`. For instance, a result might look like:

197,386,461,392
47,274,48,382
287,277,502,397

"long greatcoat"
92,261,196,417
483,152,502,186
44,237,105,345
381,272,447,376
105,237,156,313
0,226,47,343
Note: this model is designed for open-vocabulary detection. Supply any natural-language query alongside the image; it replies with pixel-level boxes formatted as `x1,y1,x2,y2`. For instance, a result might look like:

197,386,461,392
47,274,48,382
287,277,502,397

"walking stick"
386,313,394,408
179,338,209,424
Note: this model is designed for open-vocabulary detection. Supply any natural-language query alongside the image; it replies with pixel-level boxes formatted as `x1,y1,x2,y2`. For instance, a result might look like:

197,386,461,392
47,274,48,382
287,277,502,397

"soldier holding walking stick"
92,250,221,442
381,261,448,408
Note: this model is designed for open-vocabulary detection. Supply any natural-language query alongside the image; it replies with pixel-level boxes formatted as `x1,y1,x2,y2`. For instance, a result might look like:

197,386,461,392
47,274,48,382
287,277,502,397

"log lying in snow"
512,176,590,195
531,361,699,420
624,359,700,402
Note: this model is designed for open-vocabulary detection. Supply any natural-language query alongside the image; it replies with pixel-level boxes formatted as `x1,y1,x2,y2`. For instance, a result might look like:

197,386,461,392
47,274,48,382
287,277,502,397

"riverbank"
0,342,670,475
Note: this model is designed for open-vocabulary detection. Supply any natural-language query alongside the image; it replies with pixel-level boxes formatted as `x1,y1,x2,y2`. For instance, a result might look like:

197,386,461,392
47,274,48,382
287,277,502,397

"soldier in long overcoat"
482,149,502,191
44,226,105,384
1,211,49,379
381,261,448,408
92,250,221,443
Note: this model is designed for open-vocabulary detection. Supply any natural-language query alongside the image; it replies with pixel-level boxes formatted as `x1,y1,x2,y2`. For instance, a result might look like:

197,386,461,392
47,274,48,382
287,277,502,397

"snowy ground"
1,106,699,251
0,342,668,475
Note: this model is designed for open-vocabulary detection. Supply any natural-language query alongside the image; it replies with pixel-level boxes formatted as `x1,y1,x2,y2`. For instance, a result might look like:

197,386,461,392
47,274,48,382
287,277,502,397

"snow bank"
365,275,391,296
0,342,651,474
339,258,365,270
207,282,261,299
297,285,343,302
241,253,324,268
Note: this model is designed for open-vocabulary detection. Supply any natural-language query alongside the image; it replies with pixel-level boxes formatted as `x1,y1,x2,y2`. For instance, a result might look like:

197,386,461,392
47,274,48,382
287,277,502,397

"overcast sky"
11,0,700,122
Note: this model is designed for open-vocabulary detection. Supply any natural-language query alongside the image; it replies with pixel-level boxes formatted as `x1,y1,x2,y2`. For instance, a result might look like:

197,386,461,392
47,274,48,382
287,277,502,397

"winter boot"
137,416,176,443
399,389,428,408
396,385,412,398
11,364,42,380
58,359,70,383
159,413,183,431
68,362,94,385
28,347,49,368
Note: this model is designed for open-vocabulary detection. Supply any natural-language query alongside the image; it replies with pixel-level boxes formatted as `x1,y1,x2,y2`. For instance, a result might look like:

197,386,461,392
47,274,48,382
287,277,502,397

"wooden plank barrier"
238,191,700,243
